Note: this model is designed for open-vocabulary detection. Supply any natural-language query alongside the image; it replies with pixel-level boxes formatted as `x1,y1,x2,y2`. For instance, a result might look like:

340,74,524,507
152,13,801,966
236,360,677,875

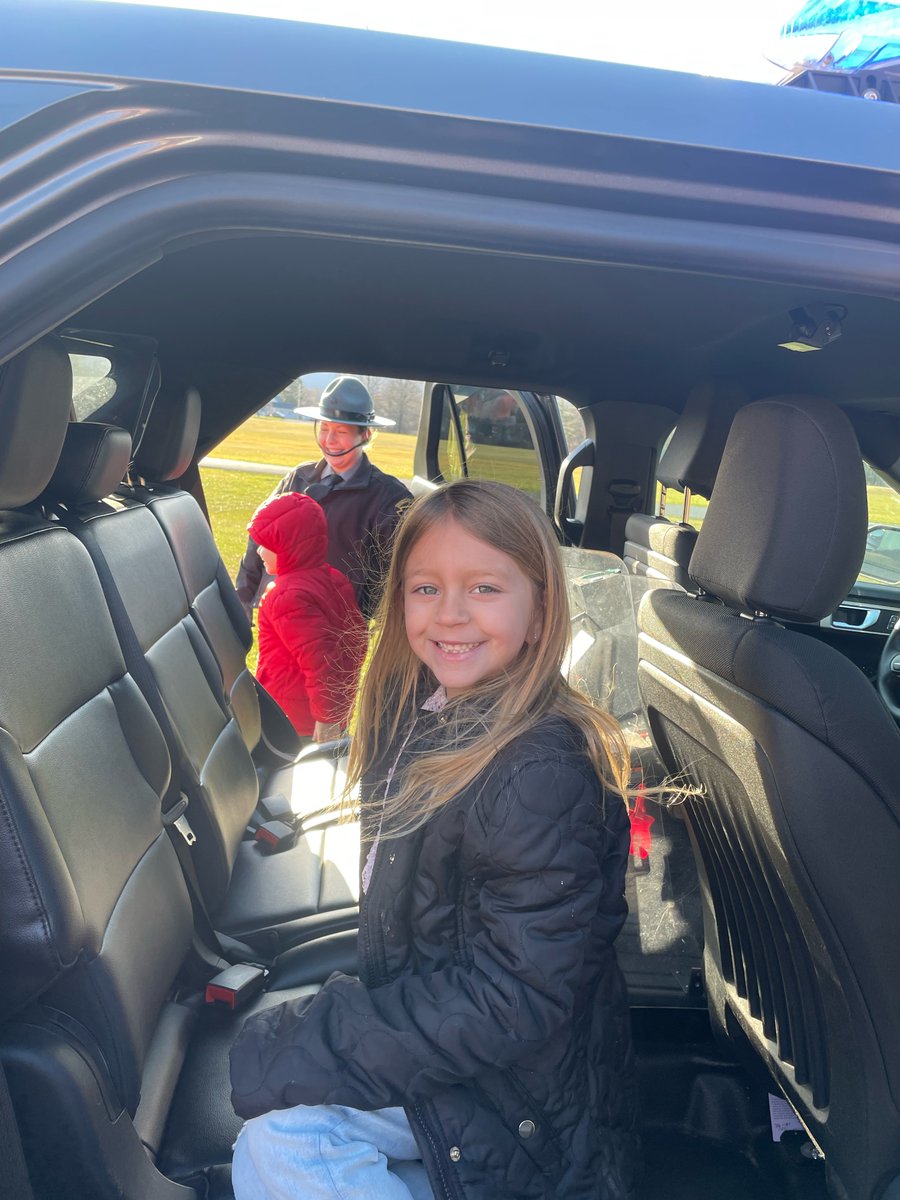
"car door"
412,382,566,513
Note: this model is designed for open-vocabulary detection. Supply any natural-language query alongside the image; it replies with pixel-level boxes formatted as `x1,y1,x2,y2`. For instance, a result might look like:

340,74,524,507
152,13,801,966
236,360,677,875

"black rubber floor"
633,1010,828,1200
619,796,705,1008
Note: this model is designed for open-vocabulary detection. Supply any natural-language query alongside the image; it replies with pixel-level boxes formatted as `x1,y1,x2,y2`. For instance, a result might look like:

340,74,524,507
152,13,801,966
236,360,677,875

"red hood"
248,490,328,573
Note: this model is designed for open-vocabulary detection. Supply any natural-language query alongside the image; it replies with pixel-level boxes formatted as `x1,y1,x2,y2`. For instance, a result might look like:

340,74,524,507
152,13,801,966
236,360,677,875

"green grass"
211,415,544,495
201,465,282,672
201,466,282,580
659,484,900,530
212,416,417,480
867,486,900,526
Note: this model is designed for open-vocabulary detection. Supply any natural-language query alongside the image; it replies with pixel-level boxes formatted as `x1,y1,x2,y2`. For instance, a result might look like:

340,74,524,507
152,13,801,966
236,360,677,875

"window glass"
859,463,900,588
449,386,542,500
654,483,708,531
69,353,115,419
556,396,586,455
436,389,465,483
556,396,587,499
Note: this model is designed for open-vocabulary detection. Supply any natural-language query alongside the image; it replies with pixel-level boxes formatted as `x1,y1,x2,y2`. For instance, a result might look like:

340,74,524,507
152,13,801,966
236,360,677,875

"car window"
654,482,707,530
69,352,116,419
556,396,585,455
859,463,900,588
556,395,587,499
436,386,543,500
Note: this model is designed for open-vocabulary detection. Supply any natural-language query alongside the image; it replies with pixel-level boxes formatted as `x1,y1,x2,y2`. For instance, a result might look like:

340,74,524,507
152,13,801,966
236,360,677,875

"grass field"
201,465,282,672
212,416,417,479
211,415,543,496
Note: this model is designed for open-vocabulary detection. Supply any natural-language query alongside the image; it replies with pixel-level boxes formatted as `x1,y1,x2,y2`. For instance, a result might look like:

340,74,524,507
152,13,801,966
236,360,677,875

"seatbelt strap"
607,478,642,557
0,1060,35,1200
160,795,228,967
72,525,231,963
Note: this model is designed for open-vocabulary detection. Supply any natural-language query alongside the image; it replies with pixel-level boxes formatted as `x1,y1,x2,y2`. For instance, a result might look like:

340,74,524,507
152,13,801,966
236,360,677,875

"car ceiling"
73,229,900,453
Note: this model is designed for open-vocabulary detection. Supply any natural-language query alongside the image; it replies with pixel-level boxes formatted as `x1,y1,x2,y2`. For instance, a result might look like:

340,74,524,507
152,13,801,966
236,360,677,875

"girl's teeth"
438,642,478,653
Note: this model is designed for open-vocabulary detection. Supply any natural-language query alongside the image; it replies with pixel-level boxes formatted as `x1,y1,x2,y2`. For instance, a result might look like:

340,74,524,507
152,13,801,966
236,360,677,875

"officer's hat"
294,376,395,427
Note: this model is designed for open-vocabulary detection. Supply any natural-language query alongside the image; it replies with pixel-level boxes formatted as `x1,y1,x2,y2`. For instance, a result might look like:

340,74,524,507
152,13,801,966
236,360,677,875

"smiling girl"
230,479,638,1200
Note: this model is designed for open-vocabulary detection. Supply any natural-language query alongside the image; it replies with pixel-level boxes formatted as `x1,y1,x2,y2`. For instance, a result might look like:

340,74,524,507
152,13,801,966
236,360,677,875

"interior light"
778,304,846,352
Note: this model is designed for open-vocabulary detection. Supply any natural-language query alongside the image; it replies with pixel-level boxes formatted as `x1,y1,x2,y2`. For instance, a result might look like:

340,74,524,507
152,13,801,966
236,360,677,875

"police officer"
236,377,412,620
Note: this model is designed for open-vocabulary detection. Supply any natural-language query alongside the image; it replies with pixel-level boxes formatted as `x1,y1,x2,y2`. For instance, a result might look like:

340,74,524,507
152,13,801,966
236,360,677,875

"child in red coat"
248,491,367,740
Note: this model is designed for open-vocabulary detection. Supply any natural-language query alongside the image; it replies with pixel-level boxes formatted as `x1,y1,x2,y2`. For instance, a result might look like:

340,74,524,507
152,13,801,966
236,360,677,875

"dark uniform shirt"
236,454,412,619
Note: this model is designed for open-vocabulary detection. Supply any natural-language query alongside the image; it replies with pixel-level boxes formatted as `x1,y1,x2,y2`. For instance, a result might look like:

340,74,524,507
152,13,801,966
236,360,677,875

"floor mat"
639,1132,779,1200
619,796,704,1006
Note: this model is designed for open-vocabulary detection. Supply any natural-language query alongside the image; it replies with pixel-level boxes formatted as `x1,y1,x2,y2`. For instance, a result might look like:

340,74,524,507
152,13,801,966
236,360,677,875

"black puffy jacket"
230,712,637,1199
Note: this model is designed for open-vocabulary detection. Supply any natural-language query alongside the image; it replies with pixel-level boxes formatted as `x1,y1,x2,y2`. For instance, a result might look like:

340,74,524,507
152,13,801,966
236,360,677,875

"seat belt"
72,526,237,965
0,1060,35,1200
78,529,273,985
607,478,642,557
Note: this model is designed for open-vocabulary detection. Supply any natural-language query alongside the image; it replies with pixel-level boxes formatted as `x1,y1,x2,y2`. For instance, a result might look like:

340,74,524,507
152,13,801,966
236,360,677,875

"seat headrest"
42,422,132,507
658,379,747,499
0,337,73,509
133,386,201,483
689,395,867,622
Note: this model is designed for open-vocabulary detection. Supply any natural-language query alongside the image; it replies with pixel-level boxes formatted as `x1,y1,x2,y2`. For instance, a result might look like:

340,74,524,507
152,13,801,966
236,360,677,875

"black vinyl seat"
128,386,351,829
41,417,359,956
0,338,365,1200
637,394,900,1200
624,379,744,590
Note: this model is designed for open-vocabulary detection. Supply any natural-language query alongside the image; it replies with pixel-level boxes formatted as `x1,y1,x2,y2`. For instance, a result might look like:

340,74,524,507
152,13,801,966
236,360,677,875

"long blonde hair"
347,479,631,835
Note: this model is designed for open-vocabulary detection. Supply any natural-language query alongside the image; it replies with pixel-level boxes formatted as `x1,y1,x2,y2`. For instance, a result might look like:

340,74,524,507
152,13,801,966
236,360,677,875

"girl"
230,479,638,1200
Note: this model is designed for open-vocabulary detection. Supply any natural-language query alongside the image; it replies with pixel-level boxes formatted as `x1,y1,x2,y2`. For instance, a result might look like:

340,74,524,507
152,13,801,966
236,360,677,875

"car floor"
621,803,828,1200
634,1010,828,1200
618,795,705,1008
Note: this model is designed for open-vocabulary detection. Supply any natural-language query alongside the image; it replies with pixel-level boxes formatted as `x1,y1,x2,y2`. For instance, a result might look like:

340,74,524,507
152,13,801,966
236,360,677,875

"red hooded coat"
248,491,367,736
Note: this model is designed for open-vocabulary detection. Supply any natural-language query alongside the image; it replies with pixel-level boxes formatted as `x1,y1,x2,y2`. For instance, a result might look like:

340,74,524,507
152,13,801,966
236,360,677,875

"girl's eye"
412,584,438,595
473,584,498,595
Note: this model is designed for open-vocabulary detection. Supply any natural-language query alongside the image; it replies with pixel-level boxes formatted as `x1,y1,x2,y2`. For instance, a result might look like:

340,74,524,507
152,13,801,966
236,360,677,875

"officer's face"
316,422,369,471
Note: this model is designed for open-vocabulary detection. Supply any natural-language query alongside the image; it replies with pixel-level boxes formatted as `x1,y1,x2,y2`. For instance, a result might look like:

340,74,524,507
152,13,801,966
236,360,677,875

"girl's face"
403,517,542,697
258,545,277,574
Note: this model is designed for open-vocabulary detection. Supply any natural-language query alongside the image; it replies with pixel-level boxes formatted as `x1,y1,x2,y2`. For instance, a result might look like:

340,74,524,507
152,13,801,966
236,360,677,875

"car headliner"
4,1,900,461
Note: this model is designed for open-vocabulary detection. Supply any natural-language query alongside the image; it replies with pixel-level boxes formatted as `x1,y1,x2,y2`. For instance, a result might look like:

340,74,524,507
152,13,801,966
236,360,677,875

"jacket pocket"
477,1073,565,1177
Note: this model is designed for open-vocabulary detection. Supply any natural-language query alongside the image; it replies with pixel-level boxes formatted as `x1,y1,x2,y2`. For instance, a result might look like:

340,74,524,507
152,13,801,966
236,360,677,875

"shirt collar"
421,685,448,712
320,454,367,485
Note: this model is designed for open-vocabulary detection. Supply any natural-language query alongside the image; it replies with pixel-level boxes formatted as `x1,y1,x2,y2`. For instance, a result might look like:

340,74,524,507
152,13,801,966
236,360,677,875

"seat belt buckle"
173,814,197,846
258,792,293,822
254,818,297,852
205,963,268,1010
162,794,197,846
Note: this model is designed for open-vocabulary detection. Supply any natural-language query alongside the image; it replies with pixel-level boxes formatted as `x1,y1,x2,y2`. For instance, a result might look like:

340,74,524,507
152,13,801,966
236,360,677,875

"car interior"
3,12,900,1199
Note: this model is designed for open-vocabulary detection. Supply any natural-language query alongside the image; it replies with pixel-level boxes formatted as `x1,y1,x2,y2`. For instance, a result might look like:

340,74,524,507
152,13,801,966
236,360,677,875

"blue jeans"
232,1104,435,1200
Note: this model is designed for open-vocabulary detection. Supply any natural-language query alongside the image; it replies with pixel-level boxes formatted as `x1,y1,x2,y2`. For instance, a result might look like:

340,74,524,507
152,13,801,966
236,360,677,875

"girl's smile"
403,516,541,696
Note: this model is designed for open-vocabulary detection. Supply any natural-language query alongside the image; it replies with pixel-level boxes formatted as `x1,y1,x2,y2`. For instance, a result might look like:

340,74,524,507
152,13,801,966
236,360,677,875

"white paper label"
768,1093,804,1142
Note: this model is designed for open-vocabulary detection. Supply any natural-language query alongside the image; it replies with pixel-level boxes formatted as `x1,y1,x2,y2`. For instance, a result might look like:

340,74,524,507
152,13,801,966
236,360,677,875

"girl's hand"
313,720,343,743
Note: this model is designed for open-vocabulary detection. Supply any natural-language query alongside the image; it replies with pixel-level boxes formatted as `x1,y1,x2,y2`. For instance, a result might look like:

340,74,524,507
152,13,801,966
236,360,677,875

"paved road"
200,456,291,475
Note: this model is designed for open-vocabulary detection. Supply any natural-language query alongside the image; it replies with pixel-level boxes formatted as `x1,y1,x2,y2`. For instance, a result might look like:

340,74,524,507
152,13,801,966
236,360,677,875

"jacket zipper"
412,1101,459,1200
363,714,464,1200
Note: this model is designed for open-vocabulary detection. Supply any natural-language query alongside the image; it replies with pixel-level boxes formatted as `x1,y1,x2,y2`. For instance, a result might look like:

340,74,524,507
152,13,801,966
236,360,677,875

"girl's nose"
436,590,468,625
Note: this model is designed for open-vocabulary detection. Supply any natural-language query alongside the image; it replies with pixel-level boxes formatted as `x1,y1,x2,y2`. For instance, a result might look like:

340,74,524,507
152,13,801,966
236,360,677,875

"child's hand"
313,721,343,743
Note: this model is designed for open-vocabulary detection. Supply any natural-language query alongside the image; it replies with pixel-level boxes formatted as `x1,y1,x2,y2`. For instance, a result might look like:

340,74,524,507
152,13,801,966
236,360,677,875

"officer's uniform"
238,375,413,618
236,455,411,619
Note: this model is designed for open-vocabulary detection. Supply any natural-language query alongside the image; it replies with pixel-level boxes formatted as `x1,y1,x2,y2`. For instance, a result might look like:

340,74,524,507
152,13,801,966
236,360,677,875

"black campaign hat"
294,376,395,427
